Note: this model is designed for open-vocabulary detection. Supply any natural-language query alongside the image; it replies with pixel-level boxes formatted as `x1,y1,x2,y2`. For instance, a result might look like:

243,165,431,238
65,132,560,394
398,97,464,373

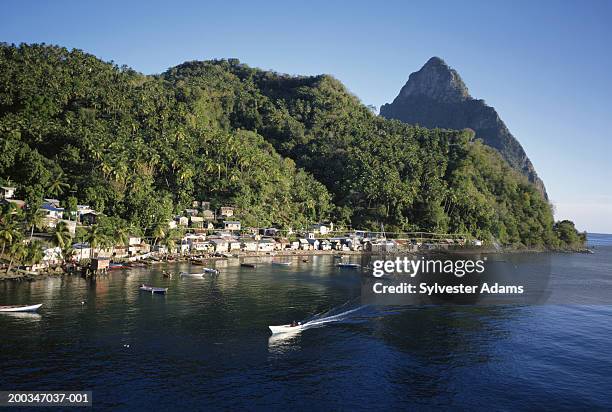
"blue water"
1,235,612,410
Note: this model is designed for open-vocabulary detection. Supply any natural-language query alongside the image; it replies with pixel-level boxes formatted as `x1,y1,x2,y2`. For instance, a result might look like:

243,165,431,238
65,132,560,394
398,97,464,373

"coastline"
0,244,592,282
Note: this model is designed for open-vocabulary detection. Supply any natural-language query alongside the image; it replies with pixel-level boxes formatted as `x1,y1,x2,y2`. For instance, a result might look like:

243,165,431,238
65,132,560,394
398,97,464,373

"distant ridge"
380,57,547,199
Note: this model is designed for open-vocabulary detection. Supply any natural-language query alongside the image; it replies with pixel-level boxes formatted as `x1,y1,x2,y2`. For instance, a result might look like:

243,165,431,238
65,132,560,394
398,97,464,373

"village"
0,186,482,277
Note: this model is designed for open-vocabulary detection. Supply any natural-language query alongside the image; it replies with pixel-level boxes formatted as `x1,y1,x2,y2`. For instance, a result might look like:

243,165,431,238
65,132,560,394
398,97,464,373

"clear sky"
2,0,611,233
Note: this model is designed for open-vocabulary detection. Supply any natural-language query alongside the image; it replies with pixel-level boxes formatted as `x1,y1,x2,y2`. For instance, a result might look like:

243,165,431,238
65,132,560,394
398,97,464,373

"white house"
0,186,15,199
209,238,229,252
258,238,276,252
298,239,310,250
220,207,234,217
307,238,320,250
311,223,333,235
190,216,204,228
73,242,92,261
241,239,258,252
224,221,241,231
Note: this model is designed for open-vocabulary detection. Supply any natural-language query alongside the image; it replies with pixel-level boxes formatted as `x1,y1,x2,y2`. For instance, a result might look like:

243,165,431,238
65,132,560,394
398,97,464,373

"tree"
6,241,27,274
53,221,72,249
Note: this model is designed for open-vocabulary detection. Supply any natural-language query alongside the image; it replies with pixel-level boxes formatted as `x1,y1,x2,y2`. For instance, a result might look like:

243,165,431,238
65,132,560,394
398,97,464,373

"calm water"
1,235,612,410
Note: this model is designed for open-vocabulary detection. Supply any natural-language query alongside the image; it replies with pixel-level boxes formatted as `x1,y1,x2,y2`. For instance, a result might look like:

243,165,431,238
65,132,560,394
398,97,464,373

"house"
319,239,332,251
75,205,96,221
229,240,241,251
40,202,64,219
202,209,215,221
298,239,311,250
42,246,63,265
80,212,98,225
311,223,333,235
258,238,276,252
219,207,234,217
224,221,241,231
59,219,76,234
264,227,280,237
241,239,258,252
176,216,189,227
190,216,204,228
167,219,177,230
365,240,397,253
307,238,320,250
290,240,300,250
128,236,149,256
209,238,229,253
44,198,61,207
185,208,199,216
306,232,316,240
0,186,15,199
192,200,201,208
73,242,92,261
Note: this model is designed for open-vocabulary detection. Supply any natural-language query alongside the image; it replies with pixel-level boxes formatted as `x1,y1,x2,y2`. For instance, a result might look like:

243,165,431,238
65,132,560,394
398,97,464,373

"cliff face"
380,57,547,199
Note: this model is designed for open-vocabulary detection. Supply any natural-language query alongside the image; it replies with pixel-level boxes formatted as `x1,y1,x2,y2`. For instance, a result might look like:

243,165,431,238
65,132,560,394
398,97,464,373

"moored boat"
241,263,257,268
337,263,360,269
139,284,168,294
271,261,291,266
109,263,129,270
0,303,43,313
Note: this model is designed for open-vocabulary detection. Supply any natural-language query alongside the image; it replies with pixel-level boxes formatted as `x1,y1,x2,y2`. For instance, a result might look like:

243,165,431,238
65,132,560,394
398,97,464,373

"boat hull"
269,324,304,335
0,303,43,313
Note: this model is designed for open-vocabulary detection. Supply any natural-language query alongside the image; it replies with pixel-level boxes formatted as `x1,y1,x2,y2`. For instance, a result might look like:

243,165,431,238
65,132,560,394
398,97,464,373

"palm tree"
28,210,46,240
53,221,72,249
0,219,18,257
152,222,166,247
85,225,102,259
6,241,26,274
47,172,70,197
26,241,44,266
61,243,75,264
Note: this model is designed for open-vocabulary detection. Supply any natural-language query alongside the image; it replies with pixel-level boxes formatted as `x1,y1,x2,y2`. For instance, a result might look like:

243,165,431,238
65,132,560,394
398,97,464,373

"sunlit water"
1,236,612,410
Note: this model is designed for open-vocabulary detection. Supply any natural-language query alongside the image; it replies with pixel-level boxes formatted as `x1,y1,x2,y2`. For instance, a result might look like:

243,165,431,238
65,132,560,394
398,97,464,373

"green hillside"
0,43,584,248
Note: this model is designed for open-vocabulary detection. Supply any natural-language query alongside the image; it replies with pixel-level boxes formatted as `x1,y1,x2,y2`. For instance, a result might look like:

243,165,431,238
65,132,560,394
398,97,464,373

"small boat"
269,323,304,335
0,303,43,313
302,259,309,263
271,261,291,266
337,263,361,269
191,259,206,266
139,284,168,294
179,272,203,277
109,263,129,270
241,263,257,268
180,267,219,277
333,255,346,260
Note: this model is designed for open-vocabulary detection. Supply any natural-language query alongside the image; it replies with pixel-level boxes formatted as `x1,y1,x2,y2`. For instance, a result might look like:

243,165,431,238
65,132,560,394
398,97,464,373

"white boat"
269,324,304,335
0,303,43,313
337,263,360,269
271,261,291,266
180,267,219,277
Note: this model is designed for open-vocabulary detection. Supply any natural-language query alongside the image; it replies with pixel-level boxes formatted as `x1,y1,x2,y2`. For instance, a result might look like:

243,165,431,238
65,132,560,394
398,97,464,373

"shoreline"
0,245,593,282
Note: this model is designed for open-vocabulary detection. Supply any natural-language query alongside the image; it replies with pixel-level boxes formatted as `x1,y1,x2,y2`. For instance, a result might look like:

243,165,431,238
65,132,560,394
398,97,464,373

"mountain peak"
398,57,470,103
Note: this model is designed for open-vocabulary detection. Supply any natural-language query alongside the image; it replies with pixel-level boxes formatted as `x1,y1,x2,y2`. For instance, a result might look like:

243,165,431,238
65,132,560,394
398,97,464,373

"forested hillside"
0,44,583,248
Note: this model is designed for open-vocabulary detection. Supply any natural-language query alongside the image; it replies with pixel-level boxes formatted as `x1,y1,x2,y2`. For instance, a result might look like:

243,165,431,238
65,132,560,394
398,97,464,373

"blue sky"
2,0,611,232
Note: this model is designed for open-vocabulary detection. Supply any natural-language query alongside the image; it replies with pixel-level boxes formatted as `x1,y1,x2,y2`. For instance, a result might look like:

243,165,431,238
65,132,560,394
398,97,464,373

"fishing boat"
269,323,304,335
0,303,43,313
139,284,168,294
109,263,129,270
180,267,219,277
337,263,361,269
271,261,291,266
179,272,203,277
241,263,257,268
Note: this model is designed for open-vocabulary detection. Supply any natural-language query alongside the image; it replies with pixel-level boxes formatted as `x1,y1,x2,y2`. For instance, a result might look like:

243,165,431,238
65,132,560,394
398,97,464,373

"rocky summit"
380,57,547,199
